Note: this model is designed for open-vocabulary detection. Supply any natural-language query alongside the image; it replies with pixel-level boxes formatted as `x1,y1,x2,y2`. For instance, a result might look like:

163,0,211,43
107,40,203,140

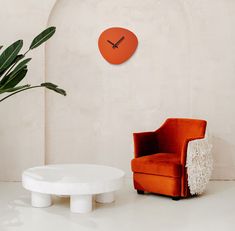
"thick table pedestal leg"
70,195,92,213
31,192,52,207
95,192,115,203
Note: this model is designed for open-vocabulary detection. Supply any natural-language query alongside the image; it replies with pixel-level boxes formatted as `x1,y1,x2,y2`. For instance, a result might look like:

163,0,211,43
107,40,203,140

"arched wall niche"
45,0,190,175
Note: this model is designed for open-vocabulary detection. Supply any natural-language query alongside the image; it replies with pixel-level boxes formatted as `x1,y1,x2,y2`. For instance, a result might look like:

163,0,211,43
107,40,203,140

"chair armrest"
133,131,157,158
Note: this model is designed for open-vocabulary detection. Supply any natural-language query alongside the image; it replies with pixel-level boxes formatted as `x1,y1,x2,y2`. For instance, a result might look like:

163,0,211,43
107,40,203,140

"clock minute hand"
113,36,125,48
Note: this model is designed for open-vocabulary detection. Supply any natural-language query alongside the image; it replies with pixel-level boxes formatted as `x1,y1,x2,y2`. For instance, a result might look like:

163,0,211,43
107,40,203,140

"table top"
22,164,125,195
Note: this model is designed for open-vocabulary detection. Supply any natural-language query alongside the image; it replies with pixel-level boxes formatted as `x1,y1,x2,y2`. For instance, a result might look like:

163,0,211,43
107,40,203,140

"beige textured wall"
1,0,235,181
46,0,235,179
0,0,56,181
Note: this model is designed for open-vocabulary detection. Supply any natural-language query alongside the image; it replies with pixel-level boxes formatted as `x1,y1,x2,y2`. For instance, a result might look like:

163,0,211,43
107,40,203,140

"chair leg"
172,196,181,201
137,190,144,194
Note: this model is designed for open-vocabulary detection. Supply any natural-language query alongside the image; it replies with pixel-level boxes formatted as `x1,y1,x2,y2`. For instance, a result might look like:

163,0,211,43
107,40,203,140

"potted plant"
0,26,66,102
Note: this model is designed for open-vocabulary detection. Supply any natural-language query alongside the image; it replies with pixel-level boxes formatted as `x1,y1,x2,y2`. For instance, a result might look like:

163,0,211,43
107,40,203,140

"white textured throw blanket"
186,134,213,195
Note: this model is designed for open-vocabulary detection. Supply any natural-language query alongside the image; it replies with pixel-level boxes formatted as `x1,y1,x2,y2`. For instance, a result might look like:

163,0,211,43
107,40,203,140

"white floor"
0,180,235,231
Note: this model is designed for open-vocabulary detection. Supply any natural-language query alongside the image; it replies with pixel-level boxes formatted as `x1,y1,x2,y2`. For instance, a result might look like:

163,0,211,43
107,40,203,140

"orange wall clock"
98,27,138,64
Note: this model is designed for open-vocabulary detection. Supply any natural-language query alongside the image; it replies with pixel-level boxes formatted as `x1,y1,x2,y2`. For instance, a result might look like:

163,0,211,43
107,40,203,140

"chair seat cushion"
131,153,182,178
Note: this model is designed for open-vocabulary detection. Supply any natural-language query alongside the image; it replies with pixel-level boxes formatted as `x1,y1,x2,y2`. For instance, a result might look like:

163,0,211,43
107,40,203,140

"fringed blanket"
186,134,213,195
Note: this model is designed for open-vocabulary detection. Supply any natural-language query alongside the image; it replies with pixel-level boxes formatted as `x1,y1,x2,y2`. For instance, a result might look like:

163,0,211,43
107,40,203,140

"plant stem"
0,85,43,102
23,49,30,56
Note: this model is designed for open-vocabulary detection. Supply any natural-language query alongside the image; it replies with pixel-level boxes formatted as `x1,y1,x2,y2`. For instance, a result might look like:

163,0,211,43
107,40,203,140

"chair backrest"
156,118,207,154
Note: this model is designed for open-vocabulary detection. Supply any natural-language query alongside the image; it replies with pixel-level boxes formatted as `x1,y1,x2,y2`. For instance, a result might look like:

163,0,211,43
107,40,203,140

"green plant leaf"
0,54,24,79
30,27,56,50
0,74,10,86
0,70,5,78
41,82,58,88
1,68,27,89
0,40,23,72
41,82,66,96
0,61,30,87
0,84,30,94
53,88,67,96
11,58,31,76
14,54,24,63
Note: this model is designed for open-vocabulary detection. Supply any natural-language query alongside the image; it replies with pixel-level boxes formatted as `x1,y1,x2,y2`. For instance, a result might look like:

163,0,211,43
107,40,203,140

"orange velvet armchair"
131,118,207,200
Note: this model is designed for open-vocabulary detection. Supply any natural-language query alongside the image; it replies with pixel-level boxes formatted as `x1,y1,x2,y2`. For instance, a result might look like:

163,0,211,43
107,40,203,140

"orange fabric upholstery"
133,173,181,197
131,153,181,177
131,118,207,198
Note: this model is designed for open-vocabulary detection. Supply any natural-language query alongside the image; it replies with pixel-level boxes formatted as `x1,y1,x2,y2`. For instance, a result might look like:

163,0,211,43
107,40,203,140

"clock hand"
113,36,125,48
107,40,118,48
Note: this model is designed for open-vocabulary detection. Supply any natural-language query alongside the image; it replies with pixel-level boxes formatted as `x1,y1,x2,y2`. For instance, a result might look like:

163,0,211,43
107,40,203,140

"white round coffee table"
22,164,125,213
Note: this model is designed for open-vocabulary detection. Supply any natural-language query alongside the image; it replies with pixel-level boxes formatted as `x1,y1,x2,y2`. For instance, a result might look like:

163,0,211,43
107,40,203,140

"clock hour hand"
113,36,125,48
107,40,118,48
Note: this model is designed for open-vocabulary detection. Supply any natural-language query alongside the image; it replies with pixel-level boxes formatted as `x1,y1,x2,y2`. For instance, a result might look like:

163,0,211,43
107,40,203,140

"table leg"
31,192,52,207
70,195,92,213
95,192,115,203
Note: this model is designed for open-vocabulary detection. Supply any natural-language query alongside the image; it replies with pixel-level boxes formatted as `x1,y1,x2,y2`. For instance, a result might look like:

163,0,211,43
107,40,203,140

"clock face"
98,27,138,64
